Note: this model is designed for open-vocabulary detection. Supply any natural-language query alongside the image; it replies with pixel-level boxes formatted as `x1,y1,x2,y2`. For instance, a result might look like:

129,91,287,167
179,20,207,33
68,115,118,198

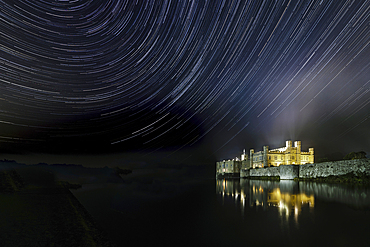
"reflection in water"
299,182,370,208
216,179,370,224
266,187,314,220
216,179,314,224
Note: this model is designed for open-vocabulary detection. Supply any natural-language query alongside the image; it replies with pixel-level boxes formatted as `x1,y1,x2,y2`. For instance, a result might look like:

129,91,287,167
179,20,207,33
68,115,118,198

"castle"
216,140,314,177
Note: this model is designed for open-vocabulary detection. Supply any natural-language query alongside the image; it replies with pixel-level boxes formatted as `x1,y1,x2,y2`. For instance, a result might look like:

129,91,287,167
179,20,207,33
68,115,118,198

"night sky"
1,0,369,164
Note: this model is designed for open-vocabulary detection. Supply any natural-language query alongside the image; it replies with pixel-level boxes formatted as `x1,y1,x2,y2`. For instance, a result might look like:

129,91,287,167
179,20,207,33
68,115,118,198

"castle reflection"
217,178,370,223
216,179,314,221
267,187,314,221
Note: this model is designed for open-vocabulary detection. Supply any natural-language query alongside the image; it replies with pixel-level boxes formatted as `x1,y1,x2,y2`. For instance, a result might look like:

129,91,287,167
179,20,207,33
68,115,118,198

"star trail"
0,0,369,159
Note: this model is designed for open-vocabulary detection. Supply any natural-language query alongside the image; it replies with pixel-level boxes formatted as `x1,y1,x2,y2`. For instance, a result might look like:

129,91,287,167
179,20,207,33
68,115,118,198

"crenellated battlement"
216,140,315,177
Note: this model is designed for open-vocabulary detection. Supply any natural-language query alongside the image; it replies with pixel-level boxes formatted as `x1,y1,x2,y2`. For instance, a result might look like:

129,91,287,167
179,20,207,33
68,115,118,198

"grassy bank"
0,168,115,247
0,169,25,192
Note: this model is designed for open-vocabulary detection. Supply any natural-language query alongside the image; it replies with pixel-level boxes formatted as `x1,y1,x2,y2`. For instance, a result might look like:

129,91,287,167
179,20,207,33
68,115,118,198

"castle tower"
294,141,301,150
241,149,246,161
294,141,301,164
286,140,292,148
309,148,314,163
250,149,254,168
285,140,292,165
263,146,269,167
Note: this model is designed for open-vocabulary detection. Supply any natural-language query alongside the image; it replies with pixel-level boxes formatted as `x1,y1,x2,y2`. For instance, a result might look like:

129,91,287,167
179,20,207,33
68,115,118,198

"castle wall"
249,166,280,177
237,159,370,180
249,140,314,167
240,169,249,178
299,159,370,178
216,160,242,178
251,151,264,168
280,165,299,179
217,140,314,176
241,160,250,170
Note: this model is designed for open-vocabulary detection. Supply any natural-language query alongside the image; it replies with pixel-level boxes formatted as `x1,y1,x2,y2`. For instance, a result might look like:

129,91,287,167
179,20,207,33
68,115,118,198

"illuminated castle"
250,140,314,168
216,140,314,177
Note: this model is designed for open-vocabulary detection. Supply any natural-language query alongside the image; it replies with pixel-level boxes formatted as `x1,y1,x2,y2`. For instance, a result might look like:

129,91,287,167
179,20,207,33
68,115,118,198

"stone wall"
249,166,280,177
216,173,240,179
240,159,370,180
299,159,370,178
240,169,249,178
280,165,299,180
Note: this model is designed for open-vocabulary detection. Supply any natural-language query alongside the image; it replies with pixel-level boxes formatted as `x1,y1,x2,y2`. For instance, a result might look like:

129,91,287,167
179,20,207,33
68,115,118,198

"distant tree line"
316,151,367,163
114,167,132,175
343,151,367,160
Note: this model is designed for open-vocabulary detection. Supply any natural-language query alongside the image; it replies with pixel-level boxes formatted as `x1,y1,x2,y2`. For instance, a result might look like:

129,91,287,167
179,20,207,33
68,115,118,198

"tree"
343,151,367,160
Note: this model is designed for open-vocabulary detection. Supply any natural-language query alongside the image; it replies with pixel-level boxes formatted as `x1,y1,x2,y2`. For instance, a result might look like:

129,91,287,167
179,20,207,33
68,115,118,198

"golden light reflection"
216,179,315,224
268,188,314,217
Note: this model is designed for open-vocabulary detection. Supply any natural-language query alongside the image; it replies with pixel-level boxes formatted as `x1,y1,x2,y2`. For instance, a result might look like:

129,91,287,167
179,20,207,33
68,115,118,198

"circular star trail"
0,0,369,156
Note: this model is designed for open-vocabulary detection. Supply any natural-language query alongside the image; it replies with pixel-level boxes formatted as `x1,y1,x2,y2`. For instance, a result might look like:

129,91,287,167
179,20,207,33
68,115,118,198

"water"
71,178,370,247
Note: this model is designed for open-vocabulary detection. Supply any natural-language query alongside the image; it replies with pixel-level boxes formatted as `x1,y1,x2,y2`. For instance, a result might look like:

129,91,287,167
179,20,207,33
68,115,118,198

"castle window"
269,156,271,160
274,156,277,160
292,156,295,160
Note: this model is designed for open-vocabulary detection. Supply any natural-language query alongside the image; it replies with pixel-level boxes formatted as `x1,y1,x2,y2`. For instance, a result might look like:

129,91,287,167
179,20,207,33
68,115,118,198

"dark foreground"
2,159,370,247
0,166,114,247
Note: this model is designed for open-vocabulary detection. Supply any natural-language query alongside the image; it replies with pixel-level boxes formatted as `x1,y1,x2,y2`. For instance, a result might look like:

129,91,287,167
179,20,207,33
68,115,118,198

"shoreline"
217,173,370,185
0,167,115,247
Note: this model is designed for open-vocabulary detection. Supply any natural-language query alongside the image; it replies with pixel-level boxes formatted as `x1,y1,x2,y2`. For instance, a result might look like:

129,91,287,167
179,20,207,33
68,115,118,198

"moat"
71,178,370,247
2,160,369,246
